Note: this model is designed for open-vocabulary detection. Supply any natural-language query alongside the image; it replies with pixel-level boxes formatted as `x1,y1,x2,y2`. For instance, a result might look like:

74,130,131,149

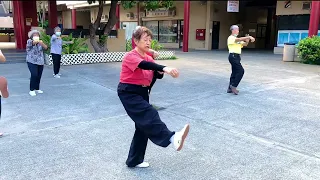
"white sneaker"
135,162,150,168
54,75,61,78
36,90,43,94
29,91,36,96
173,124,190,151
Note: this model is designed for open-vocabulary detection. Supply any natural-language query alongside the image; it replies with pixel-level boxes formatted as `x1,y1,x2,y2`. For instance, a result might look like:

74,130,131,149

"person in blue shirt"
50,27,73,78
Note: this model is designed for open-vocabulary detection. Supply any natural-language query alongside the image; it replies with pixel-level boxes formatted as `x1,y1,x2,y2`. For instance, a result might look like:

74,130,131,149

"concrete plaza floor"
0,50,320,180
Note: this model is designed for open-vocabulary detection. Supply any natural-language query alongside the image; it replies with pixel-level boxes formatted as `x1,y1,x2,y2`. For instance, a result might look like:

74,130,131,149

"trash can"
283,42,296,62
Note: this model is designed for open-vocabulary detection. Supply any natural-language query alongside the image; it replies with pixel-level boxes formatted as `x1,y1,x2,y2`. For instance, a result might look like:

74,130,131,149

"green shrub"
40,30,51,55
297,36,320,65
126,38,163,52
39,31,89,55
62,33,89,54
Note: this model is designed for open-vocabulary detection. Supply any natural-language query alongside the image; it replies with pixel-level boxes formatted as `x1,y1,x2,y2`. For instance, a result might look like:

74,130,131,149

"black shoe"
227,88,232,93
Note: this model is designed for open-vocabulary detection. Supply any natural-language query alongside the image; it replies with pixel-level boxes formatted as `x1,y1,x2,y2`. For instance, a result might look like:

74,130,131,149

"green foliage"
40,30,51,54
297,36,320,65
121,1,174,11
126,38,132,51
99,35,108,46
126,38,163,52
38,20,49,28
39,31,89,55
62,33,89,54
150,39,163,51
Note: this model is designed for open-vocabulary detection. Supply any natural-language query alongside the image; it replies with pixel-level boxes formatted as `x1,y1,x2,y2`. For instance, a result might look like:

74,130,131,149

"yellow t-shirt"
227,35,245,54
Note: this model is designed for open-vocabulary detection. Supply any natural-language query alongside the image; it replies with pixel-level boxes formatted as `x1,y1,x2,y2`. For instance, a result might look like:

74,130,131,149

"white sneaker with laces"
173,124,190,151
29,91,36,96
36,90,43,94
54,75,61,78
135,162,149,168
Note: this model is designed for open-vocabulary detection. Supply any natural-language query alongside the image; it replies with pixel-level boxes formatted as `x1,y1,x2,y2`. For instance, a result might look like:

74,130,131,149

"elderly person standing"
227,25,255,95
26,30,48,96
50,26,73,78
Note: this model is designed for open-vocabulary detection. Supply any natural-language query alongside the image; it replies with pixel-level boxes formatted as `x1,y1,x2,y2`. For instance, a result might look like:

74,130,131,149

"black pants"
27,62,43,91
117,83,175,167
228,53,244,88
51,53,61,75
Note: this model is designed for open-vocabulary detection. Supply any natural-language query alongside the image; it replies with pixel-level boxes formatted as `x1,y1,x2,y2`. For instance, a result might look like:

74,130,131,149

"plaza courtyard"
0,50,320,180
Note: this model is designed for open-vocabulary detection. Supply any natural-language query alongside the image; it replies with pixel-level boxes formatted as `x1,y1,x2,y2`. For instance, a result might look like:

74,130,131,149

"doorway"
212,21,220,49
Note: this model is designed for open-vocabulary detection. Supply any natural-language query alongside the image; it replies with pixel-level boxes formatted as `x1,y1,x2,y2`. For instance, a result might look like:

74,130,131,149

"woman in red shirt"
118,26,190,168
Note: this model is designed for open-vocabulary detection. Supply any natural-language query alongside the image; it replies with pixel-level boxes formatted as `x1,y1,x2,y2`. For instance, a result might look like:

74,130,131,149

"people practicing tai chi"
227,25,255,95
26,30,48,96
118,26,190,168
50,26,73,78
0,50,9,137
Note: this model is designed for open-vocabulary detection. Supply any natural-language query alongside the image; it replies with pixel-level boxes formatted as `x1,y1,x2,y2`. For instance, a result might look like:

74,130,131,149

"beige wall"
212,1,240,49
189,1,207,50
276,1,311,15
62,10,91,29
86,29,126,52
62,10,72,28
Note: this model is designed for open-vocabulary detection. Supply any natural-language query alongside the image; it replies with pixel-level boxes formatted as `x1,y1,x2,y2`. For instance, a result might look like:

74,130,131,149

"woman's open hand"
163,67,179,78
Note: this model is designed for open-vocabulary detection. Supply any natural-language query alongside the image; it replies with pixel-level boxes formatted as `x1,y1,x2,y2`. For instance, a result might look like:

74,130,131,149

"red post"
183,0,190,52
12,1,25,49
48,0,58,29
72,9,77,29
116,4,120,29
308,1,320,37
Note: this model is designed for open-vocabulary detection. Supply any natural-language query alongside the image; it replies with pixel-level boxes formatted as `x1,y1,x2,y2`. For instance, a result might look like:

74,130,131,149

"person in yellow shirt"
227,25,255,95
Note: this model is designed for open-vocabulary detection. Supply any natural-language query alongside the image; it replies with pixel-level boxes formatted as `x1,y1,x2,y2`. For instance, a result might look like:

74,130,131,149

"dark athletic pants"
27,62,43,91
51,53,61,75
228,53,244,88
117,83,175,167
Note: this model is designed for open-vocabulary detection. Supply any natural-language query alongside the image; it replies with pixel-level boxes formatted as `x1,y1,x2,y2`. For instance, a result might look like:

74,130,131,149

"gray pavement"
0,50,320,180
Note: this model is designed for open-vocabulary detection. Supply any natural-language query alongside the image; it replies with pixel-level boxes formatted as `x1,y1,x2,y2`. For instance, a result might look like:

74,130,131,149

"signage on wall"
26,18,32,26
284,1,292,8
227,1,239,13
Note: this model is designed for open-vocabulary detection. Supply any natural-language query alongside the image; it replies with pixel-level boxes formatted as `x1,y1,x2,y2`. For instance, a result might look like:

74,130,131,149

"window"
159,20,178,43
143,20,179,43
144,21,159,40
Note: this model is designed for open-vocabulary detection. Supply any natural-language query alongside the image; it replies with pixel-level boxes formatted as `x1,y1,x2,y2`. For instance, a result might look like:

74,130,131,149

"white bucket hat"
28,29,40,39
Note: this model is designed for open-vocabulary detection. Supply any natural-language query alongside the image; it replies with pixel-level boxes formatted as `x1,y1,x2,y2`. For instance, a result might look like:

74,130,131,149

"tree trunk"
89,0,118,53
89,0,105,53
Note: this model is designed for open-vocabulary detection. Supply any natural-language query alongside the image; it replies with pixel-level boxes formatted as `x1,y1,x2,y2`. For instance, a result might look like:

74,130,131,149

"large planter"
45,51,176,66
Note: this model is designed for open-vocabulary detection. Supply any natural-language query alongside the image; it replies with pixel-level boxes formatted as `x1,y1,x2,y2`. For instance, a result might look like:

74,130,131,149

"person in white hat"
227,25,255,95
26,29,48,96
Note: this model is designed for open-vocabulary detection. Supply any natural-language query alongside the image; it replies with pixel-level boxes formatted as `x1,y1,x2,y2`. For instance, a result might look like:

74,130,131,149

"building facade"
8,0,320,52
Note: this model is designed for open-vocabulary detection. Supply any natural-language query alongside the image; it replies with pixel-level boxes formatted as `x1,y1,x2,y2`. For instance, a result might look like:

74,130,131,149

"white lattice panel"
46,51,175,66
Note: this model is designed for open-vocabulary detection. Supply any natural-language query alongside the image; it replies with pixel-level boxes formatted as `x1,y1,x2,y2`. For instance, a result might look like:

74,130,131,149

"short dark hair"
133,26,153,41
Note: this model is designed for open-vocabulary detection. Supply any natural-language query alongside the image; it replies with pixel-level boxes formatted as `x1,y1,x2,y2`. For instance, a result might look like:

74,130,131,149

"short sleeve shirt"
120,49,155,86
227,35,244,54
